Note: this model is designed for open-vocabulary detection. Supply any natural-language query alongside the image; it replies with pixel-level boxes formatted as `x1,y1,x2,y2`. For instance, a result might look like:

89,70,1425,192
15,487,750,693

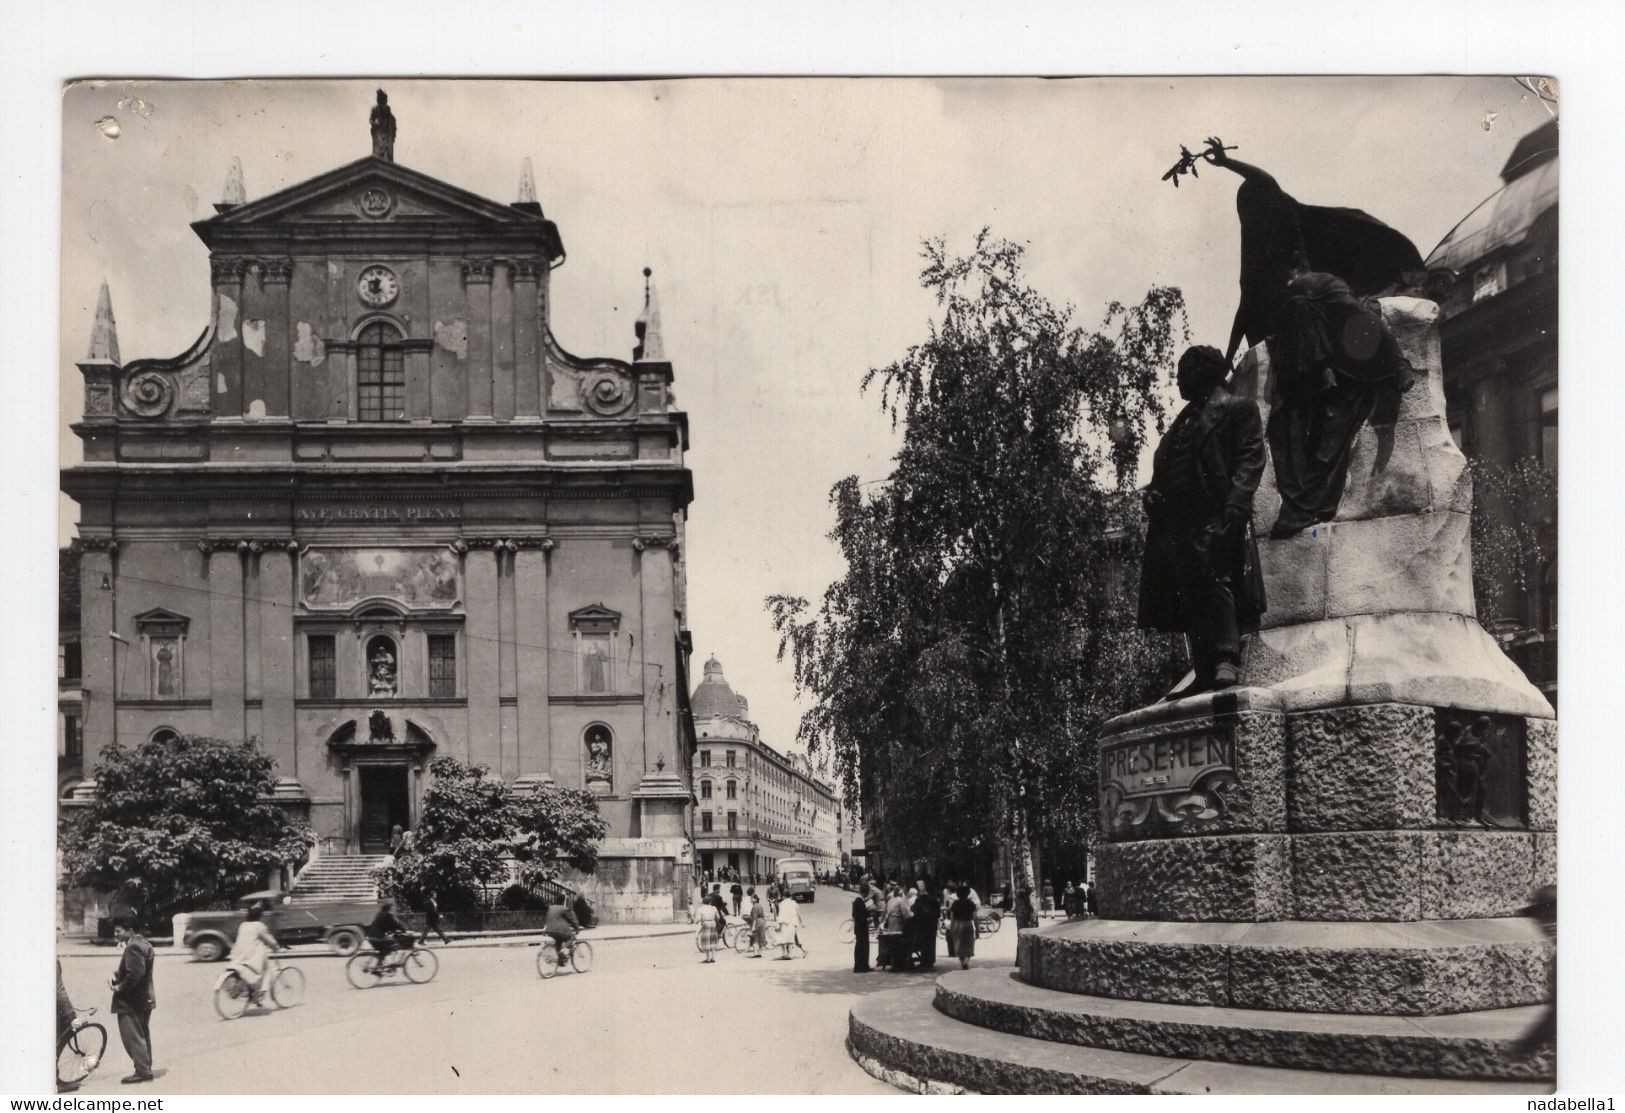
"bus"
778,857,817,903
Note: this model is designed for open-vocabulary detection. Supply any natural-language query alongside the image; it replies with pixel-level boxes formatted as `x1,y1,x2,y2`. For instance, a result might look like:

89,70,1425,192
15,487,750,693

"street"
57,888,1017,1094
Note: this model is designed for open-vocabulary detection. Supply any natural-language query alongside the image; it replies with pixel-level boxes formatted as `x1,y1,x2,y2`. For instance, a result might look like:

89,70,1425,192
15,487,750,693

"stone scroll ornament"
582,369,635,415
1099,729,1241,835
120,371,175,418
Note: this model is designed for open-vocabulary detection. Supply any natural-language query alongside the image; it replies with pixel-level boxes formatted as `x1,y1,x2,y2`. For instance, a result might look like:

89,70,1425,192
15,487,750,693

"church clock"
356,265,400,308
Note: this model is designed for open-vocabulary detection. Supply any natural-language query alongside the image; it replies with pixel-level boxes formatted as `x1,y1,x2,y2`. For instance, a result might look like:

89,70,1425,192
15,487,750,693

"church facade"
61,94,698,920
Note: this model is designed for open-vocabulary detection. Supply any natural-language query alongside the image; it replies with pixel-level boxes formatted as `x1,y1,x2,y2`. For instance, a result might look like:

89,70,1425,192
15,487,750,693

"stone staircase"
848,920,1555,1095
289,854,389,905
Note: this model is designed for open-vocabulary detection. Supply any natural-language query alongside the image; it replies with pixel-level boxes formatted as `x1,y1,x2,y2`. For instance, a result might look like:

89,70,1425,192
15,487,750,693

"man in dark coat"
1139,345,1268,696
852,882,873,973
108,915,155,1084
911,879,940,971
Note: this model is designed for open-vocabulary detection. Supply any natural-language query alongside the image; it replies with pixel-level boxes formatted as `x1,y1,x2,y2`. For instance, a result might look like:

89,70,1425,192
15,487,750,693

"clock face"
357,266,400,308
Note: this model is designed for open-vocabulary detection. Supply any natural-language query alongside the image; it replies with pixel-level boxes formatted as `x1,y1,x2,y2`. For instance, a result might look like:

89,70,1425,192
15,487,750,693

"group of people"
694,882,807,963
1039,878,1098,920
849,876,960,974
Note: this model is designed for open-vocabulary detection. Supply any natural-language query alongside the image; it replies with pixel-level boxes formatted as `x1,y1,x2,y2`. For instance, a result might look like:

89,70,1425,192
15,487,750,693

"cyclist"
366,899,409,967
542,897,581,967
228,901,281,1003
56,959,77,1056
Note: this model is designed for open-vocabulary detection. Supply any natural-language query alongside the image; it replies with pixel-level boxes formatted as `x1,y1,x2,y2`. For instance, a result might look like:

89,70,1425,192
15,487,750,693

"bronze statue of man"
1168,138,1422,536
1138,345,1267,697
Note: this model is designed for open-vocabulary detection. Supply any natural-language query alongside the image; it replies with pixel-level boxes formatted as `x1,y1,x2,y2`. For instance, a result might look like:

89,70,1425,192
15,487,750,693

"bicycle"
838,911,881,944
214,958,305,1020
56,1007,106,1090
346,935,439,988
536,936,593,978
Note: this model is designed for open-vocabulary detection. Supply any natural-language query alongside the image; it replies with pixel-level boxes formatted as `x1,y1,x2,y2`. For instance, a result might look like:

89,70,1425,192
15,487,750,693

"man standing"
1138,344,1268,697
730,879,744,918
912,878,940,971
851,882,873,973
108,915,155,1085
418,890,448,946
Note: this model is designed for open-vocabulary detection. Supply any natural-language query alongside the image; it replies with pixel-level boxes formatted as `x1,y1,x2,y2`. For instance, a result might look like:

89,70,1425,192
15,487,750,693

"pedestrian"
730,879,744,918
1041,878,1055,916
746,888,768,958
775,892,807,959
851,882,873,973
389,824,405,857
696,896,723,963
398,827,416,854
1061,881,1078,921
108,914,155,1084
1086,881,1098,917
418,890,448,945
912,878,940,971
706,883,729,925
948,885,977,970
880,883,913,972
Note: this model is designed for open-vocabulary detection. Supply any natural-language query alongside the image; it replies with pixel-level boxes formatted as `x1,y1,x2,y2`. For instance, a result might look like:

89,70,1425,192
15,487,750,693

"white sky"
59,77,1555,761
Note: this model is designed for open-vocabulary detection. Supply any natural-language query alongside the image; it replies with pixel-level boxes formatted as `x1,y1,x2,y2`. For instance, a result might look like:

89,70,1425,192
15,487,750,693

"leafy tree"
1468,456,1557,634
58,734,313,928
769,231,1186,893
373,756,607,911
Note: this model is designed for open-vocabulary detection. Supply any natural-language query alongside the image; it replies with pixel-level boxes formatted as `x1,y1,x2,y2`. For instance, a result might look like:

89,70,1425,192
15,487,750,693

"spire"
370,89,396,162
633,267,665,362
86,280,119,364
220,156,246,207
518,157,537,204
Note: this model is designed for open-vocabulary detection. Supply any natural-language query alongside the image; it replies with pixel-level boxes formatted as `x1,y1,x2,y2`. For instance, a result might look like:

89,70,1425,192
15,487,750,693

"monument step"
934,968,1551,1081
1018,917,1551,1016
849,984,1550,1096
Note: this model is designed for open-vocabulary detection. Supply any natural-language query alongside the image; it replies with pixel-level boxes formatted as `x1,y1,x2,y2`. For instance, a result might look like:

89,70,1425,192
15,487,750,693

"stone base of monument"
848,299,1555,1093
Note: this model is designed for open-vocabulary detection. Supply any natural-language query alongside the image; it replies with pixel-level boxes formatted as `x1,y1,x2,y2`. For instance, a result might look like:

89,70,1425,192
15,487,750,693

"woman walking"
696,896,723,962
948,884,977,970
775,895,807,959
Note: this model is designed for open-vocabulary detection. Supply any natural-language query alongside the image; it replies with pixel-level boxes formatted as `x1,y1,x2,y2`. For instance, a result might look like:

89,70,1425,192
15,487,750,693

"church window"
428,634,457,697
308,635,336,698
357,322,406,422
1538,386,1558,468
725,750,736,768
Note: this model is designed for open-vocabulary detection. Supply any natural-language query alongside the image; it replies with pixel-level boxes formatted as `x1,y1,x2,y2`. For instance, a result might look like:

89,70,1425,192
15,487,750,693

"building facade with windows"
688,656,840,879
1423,118,1558,704
60,94,697,918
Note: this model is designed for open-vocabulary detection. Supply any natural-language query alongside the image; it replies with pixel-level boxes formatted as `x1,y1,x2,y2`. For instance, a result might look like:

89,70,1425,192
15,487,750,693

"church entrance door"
359,765,410,854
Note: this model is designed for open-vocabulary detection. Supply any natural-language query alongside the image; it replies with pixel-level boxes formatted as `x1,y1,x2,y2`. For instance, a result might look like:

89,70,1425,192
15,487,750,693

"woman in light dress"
229,903,282,1001
774,895,808,960
696,897,722,962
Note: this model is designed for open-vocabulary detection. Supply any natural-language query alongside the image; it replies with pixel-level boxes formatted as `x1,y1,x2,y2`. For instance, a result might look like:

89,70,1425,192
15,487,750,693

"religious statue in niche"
1164,137,1423,538
368,640,398,698
152,638,178,698
584,726,613,795
368,710,396,744
583,635,611,692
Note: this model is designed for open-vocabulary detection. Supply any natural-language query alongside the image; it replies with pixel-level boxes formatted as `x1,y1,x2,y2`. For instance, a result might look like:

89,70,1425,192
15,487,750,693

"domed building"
1424,117,1558,705
689,656,841,880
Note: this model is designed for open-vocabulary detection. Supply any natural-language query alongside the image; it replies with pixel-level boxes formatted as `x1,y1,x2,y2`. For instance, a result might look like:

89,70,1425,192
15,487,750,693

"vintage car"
181,891,377,961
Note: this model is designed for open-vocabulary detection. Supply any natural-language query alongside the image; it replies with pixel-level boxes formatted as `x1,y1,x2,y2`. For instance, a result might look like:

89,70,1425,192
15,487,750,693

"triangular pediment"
194,157,558,243
132,606,191,634
568,603,622,630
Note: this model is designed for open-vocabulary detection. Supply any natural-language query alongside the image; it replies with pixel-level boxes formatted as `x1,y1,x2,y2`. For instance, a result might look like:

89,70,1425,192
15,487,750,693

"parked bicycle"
346,933,439,988
536,936,594,978
214,958,305,1020
56,1007,106,1090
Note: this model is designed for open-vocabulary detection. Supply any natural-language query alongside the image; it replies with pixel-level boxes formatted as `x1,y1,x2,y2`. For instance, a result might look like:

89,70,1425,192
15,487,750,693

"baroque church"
61,91,698,922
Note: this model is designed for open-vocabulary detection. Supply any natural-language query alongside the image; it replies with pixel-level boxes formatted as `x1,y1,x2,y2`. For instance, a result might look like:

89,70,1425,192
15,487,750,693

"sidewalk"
57,919,695,958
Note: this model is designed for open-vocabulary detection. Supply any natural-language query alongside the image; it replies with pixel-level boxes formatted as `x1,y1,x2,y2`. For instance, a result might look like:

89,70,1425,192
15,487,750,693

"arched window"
149,727,179,747
357,322,405,422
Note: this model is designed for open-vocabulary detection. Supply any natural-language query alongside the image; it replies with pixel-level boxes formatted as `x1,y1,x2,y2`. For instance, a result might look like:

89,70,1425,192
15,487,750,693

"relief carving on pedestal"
1435,711,1526,827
